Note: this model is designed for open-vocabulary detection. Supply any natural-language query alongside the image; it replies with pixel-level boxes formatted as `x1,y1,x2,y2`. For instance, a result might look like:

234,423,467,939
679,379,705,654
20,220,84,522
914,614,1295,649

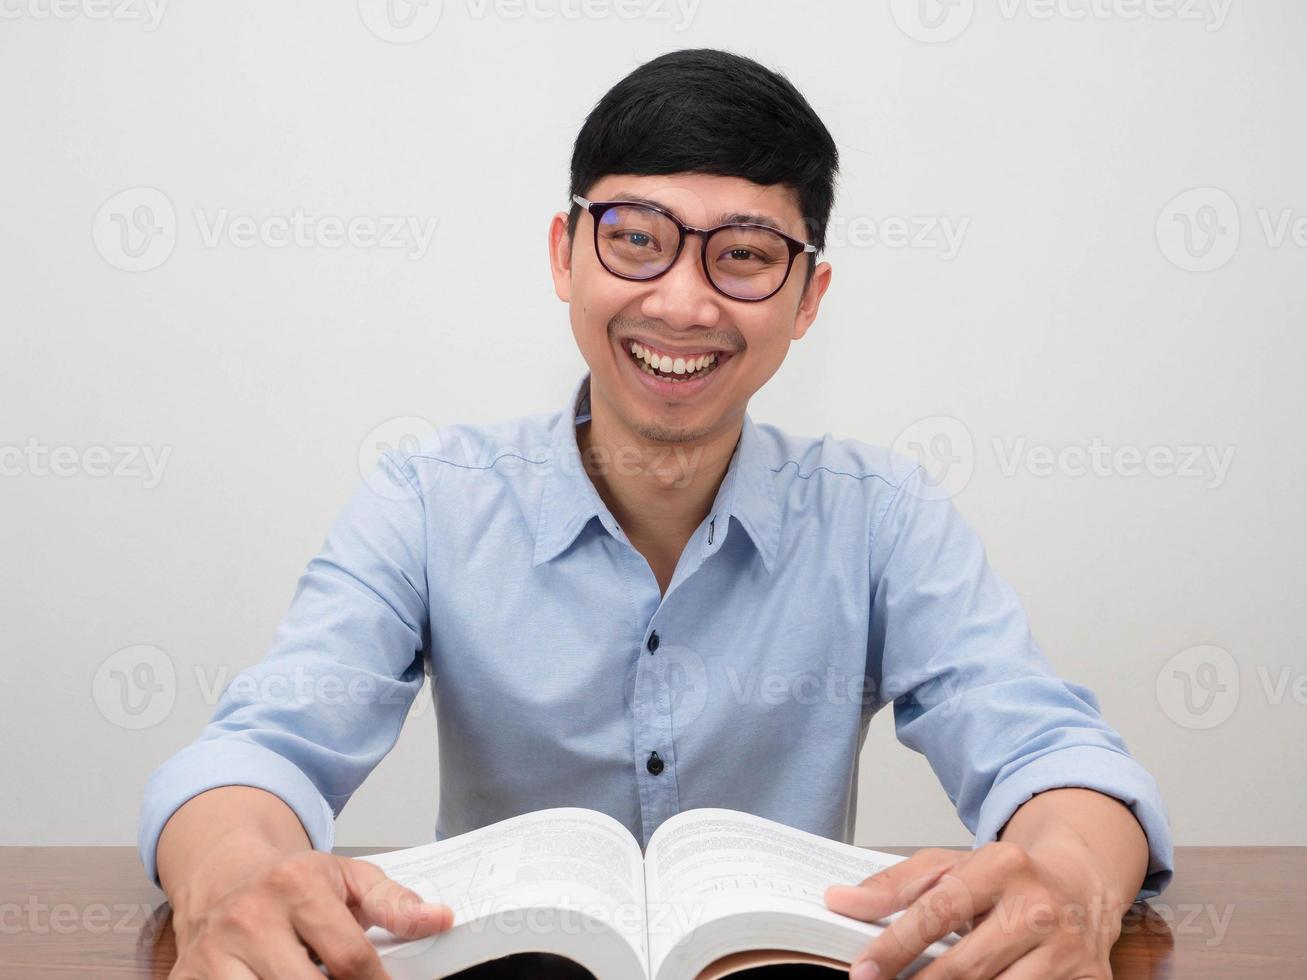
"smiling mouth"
624,340,727,383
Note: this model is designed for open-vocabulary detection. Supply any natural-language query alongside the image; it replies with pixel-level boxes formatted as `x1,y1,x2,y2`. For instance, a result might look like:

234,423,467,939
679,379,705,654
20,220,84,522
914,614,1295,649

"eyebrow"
609,191,788,234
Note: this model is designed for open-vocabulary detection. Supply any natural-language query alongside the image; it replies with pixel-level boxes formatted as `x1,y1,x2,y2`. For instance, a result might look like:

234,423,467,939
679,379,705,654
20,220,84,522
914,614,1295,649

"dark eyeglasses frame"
572,194,817,303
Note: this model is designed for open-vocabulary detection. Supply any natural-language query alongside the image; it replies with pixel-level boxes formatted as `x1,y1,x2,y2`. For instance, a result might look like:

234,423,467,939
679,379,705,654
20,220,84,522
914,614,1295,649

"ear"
548,212,573,303
791,260,832,342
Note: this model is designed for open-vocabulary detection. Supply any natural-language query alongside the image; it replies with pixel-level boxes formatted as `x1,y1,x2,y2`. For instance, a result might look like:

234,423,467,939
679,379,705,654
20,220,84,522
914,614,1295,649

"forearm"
998,786,1149,907
156,786,313,924
154,786,454,978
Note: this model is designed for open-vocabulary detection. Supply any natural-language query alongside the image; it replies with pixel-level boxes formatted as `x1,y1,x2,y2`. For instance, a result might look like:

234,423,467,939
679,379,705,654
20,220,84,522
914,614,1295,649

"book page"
357,807,649,970
644,809,957,977
695,949,849,979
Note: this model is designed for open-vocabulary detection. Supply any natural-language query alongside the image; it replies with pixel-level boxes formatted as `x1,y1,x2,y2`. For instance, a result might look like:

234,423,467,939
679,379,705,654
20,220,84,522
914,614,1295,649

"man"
143,49,1173,980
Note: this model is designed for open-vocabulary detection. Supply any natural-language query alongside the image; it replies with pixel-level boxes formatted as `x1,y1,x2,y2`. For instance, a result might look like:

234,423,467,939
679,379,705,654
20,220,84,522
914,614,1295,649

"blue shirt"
139,372,1174,900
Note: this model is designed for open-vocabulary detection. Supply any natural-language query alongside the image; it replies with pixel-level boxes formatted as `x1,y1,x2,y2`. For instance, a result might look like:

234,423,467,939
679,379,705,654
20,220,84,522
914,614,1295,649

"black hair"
567,48,840,288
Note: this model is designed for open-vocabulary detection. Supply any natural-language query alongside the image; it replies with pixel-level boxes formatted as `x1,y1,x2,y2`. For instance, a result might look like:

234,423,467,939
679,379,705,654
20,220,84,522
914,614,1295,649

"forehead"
585,173,805,237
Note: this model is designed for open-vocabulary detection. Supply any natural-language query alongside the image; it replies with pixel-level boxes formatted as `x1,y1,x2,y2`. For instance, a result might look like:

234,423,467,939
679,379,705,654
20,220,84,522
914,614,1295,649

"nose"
638,233,724,330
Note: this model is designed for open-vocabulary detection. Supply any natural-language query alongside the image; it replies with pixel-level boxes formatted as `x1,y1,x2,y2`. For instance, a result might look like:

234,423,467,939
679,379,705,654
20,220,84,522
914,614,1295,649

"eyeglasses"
572,194,816,302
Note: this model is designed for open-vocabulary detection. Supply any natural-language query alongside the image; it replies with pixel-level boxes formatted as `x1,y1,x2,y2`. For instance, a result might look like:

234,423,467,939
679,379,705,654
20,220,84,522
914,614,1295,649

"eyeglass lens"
596,204,794,300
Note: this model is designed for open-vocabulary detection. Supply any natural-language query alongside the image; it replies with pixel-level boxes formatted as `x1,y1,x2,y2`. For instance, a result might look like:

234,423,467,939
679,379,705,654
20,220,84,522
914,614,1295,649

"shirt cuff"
972,744,1175,902
137,738,337,888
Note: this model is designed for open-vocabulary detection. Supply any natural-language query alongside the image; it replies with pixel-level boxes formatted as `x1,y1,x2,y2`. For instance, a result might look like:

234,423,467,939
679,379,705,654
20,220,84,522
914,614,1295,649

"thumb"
825,850,958,922
340,857,455,940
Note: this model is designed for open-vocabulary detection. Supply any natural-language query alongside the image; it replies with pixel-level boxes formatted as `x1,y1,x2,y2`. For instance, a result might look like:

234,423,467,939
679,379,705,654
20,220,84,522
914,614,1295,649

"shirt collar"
532,372,780,572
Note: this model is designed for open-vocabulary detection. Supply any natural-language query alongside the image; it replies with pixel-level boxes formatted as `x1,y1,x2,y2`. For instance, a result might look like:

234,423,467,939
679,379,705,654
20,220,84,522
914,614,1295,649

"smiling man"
556,169,824,597
141,49,1173,980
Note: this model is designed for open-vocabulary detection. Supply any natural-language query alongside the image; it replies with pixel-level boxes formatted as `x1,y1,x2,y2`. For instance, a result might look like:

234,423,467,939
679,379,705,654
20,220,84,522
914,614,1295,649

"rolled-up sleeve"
138,451,431,887
866,464,1174,901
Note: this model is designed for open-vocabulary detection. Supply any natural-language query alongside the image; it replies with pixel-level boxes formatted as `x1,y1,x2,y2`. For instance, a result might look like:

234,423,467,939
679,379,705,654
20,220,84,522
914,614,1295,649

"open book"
359,807,959,979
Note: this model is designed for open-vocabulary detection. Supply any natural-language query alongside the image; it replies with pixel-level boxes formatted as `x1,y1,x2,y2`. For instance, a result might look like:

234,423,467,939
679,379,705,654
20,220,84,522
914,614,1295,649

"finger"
909,908,1042,980
852,868,992,980
991,946,1087,980
826,848,962,922
207,964,262,980
342,858,455,939
169,958,260,980
229,941,327,980
290,894,392,980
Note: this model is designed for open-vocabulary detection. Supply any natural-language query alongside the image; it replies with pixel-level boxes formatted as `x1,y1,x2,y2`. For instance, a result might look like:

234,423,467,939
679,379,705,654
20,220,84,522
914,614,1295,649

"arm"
826,463,1173,979
157,786,311,913
999,786,1149,909
141,450,452,978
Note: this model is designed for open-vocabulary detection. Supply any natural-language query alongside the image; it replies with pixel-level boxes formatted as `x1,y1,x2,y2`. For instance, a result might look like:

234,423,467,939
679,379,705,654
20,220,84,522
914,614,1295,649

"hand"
170,849,455,979
824,839,1129,979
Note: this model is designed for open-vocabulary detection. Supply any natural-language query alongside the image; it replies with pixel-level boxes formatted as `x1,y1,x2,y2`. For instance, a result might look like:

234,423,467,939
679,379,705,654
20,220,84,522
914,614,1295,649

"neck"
577,399,743,546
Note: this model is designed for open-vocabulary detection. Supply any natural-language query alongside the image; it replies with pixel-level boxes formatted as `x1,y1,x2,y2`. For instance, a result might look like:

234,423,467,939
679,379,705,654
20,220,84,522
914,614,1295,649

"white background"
1,0,1303,853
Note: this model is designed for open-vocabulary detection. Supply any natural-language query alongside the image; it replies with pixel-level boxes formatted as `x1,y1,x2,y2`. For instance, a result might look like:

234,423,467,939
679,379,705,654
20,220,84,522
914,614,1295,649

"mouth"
618,337,734,398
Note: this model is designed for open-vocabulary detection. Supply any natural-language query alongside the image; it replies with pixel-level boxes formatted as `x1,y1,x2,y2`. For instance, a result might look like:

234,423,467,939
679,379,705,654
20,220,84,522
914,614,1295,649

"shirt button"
646,751,664,775
647,631,660,654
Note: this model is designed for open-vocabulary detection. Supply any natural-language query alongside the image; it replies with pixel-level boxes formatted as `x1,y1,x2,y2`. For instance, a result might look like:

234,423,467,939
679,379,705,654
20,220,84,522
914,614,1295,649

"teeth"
627,341,720,382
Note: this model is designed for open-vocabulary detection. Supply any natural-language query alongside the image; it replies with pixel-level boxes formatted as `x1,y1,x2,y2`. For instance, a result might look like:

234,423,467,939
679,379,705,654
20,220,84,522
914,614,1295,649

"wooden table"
0,846,1301,978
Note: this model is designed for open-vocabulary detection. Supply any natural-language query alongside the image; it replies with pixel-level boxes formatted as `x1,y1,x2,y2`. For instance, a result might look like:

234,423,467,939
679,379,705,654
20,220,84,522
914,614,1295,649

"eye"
602,228,662,252
717,245,778,267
